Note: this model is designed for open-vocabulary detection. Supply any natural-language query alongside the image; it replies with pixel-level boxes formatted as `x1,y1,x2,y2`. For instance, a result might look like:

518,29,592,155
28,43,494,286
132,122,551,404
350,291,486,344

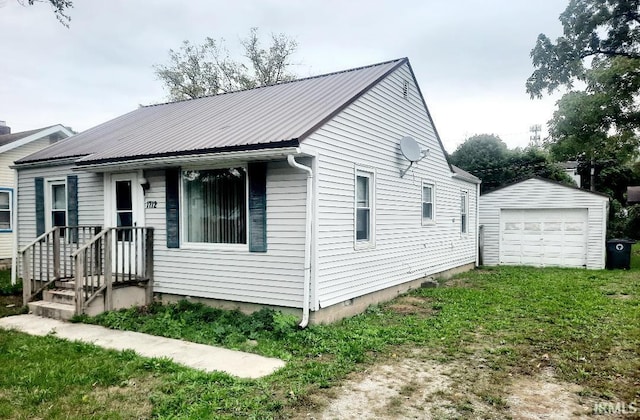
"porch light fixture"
139,177,150,192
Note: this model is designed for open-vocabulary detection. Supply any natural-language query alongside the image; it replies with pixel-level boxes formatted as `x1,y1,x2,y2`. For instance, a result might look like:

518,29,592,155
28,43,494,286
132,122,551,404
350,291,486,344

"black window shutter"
248,162,267,252
165,168,180,248
67,175,79,243
35,177,45,236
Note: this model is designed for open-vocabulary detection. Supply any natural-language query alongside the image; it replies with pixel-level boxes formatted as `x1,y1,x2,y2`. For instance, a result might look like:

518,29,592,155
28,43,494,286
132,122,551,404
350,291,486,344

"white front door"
109,173,144,275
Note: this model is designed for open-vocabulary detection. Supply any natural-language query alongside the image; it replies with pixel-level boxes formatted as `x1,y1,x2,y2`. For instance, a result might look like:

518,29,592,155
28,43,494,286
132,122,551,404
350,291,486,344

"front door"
110,173,143,275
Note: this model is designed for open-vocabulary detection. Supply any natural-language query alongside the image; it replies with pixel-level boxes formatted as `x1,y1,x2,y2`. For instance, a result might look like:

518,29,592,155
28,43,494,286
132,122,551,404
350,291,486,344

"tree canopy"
527,0,640,199
20,0,72,26
154,28,298,101
449,134,573,193
526,0,640,98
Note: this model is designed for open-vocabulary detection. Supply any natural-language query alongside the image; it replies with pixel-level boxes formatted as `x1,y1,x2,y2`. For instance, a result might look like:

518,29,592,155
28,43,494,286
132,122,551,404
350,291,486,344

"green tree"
154,28,298,101
449,134,573,193
527,0,640,98
527,0,640,192
20,0,72,26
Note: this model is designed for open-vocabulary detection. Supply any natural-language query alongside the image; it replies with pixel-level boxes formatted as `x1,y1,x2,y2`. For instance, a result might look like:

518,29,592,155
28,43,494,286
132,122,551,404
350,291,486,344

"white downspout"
10,169,18,285
475,182,481,267
287,155,313,328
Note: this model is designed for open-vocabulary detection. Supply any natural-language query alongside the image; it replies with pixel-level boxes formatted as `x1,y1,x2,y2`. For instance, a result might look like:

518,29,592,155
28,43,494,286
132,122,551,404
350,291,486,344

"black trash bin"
606,239,636,270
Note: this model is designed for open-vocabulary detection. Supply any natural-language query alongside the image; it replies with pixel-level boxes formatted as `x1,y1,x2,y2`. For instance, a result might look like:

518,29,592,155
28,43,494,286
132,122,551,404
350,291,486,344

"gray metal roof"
451,164,481,183
19,58,406,165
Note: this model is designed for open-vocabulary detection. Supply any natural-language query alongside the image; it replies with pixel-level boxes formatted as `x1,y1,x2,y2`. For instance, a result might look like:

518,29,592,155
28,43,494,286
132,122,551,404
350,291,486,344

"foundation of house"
157,262,476,325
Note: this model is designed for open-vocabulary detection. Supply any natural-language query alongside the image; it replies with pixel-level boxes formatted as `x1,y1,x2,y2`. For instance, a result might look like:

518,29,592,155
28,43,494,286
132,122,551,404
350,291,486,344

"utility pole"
529,124,542,148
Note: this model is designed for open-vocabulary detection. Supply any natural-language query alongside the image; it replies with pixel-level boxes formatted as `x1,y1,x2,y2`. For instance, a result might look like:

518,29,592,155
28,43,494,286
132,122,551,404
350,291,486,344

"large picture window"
183,168,247,244
0,190,12,231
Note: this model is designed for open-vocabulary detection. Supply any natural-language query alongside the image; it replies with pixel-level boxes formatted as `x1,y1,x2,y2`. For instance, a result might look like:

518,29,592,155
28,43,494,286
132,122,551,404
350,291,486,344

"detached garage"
479,177,609,269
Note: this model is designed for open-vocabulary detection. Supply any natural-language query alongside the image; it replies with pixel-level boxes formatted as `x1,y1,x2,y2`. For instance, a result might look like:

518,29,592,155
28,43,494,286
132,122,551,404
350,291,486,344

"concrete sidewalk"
0,315,285,379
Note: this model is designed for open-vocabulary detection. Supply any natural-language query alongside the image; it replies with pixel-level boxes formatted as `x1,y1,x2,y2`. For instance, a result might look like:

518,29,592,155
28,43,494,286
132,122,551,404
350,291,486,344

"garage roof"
482,176,610,199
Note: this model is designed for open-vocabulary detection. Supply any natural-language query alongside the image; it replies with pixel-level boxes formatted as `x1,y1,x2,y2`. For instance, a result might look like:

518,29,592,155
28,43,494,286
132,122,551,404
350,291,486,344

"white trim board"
0,125,74,154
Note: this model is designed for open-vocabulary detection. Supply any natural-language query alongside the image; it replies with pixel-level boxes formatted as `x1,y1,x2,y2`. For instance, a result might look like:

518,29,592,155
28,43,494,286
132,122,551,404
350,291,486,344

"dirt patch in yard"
299,357,597,420
506,369,593,419
387,296,435,316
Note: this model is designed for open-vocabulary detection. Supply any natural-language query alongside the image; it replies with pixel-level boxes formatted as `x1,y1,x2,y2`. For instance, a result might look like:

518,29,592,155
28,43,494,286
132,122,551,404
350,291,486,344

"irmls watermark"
593,400,638,415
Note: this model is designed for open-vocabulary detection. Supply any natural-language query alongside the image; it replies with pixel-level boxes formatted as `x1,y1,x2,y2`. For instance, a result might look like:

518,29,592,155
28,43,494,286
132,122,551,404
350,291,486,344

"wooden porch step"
54,279,75,290
27,300,75,321
43,289,75,305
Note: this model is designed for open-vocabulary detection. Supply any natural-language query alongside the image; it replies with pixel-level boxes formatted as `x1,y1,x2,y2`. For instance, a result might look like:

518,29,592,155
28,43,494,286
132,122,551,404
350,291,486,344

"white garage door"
500,208,588,268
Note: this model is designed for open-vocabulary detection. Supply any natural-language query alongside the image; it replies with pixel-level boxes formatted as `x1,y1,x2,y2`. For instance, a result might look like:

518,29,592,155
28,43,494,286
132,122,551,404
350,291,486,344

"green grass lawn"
0,246,638,418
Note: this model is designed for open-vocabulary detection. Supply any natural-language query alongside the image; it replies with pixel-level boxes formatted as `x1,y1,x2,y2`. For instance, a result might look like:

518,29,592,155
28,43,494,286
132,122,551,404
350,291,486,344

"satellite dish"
399,136,429,178
400,137,422,162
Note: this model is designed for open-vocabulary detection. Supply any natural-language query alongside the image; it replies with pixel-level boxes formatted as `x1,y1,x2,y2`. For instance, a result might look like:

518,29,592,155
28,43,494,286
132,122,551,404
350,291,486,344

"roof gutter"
11,156,83,170
286,154,313,329
72,147,303,172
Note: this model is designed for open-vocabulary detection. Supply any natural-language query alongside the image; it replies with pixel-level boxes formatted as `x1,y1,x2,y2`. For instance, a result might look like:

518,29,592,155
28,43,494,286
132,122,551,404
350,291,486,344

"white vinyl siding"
479,178,608,269
17,164,104,251
144,160,307,308
304,62,478,309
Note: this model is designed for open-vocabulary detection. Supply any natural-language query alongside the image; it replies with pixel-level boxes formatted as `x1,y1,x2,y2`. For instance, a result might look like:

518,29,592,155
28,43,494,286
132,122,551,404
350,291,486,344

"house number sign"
146,201,158,209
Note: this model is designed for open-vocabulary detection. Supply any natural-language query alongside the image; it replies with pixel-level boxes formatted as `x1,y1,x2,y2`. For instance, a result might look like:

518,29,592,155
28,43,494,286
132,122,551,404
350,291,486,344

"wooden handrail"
71,228,111,258
19,227,56,254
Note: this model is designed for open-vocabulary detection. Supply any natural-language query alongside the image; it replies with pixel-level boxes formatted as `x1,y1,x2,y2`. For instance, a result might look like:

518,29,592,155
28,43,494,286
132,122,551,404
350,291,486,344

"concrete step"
43,288,75,305
27,300,75,321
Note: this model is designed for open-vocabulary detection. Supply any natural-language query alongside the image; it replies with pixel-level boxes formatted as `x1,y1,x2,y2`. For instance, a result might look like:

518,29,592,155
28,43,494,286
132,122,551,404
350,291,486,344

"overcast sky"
0,0,567,152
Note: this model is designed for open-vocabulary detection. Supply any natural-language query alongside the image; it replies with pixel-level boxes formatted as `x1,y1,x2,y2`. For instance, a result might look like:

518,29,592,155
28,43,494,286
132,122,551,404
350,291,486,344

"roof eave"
73,143,303,172
452,173,482,185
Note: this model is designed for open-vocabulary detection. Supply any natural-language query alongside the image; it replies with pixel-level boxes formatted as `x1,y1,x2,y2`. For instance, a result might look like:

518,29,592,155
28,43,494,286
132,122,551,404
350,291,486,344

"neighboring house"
15,58,480,324
627,186,640,204
560,160,581,187
0,122,73,263
479,177,609,269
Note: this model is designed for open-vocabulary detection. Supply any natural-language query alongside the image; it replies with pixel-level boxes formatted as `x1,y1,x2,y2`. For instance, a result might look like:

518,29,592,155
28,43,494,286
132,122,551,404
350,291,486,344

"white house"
479,177,609,269
0,122,72,264
15,58,480,324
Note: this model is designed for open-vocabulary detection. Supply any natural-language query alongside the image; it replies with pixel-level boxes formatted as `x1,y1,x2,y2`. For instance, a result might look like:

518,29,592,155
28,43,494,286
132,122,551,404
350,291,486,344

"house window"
0,189,12,231
355,170,374,244
461,191,468,234
422,183,434,223
49,181,67,229
182,167,247,244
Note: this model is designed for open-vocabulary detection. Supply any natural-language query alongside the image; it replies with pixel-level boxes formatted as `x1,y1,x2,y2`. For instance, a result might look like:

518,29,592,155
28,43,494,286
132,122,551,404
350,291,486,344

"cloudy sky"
0,0,567,152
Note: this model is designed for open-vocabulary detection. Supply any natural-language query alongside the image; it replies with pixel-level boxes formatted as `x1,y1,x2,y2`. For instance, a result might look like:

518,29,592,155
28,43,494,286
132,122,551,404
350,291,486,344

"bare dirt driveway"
299,354,597,419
